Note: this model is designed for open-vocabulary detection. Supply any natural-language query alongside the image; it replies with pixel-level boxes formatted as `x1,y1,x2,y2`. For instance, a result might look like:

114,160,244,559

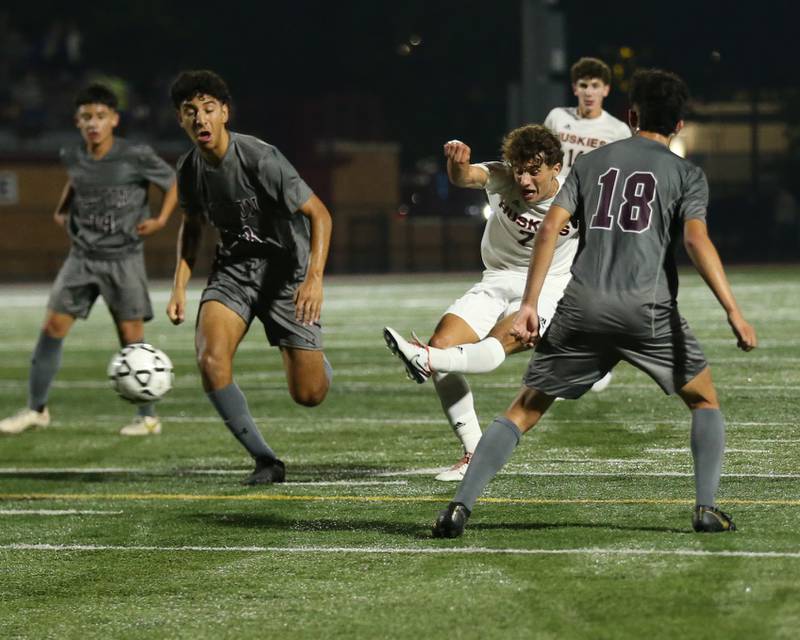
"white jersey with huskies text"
476,162,575,275
544,107,631,177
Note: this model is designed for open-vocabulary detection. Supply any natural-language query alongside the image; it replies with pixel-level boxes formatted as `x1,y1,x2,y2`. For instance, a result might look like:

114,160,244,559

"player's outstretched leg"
0,316,70,435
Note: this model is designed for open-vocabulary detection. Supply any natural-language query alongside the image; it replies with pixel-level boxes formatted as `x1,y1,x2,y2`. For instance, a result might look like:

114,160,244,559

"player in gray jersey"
167,70,333,485
432,69,757,538
0,83,178,437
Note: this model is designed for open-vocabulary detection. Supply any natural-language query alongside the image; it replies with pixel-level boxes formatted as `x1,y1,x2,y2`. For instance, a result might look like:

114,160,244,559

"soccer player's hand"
511,304,540,347
137,218,165,236
53,211,67,228
728,310,757,351
443,140,471,165
294,275,323,325
167,289,186,325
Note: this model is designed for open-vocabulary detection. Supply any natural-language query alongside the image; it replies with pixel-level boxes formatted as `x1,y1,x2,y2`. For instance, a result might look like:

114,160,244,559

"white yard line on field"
0,509,122,515
3,543,800,560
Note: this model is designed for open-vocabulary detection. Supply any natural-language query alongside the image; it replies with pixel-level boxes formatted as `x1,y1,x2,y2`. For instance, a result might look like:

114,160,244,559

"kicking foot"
692,505,736,532
434,452,472,482
383,326,431,384
242,457,286,485
590,372,613,393
432,501,471,538
119,416,162,436
0,407,50,435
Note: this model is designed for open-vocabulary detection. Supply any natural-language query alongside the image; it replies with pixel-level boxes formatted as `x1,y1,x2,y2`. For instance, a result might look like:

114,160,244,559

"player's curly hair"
170,70,232,109
629,69,689,136
502,124,563,170
75,83,118,110
570,57,611,85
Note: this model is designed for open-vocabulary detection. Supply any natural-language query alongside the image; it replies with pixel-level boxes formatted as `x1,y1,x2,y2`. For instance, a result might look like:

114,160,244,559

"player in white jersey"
385,125,608,481
544,57,631,177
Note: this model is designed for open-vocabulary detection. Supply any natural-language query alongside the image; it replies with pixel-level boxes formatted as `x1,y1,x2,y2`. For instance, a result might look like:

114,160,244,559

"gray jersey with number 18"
551,135,709,337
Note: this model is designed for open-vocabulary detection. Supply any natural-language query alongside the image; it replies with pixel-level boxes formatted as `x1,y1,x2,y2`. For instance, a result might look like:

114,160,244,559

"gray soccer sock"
137,403,157,418
28,332,64,412
207,383,277,461
454,416,522,511
690,408,726,507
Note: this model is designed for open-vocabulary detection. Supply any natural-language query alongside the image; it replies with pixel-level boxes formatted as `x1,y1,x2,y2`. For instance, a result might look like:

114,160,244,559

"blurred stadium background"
1,0,798,282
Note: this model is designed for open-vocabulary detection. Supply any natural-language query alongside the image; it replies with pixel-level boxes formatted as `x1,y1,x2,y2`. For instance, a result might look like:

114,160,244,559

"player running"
0,83,177,437
544,56,631,177
385,125,609,481
167,70,333,485
432,68,757,538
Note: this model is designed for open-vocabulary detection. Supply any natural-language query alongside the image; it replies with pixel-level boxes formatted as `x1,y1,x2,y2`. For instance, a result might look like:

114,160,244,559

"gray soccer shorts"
200,257,323,350
523,311,708,398
48,250,153,322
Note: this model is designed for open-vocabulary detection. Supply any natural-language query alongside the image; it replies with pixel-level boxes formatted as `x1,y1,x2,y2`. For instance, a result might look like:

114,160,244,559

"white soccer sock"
427,337,506,374
432,371,482,453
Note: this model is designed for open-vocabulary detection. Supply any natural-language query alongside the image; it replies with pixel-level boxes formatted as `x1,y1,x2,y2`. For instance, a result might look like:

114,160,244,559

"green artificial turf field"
1,267,798,639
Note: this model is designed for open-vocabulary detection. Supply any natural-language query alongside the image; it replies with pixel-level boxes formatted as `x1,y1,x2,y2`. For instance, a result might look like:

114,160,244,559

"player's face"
75,104,119,147
573,77,610,118
512,158,561,203
177,94,229,150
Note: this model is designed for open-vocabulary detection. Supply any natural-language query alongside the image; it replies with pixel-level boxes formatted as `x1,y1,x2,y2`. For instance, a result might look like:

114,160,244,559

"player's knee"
289,381,329,407
429,334,456,350
42,315,72,338
196,349,231,385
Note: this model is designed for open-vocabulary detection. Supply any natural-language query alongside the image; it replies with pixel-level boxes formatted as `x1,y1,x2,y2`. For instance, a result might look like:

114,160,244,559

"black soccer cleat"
692,505,736,533
432,502,471,538
241,457,286,486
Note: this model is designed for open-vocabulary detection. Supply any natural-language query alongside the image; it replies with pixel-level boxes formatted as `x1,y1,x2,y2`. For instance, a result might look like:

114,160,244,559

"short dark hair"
74,83,118,110
629,69,689,136
170,70,232,109
570,57,611,85
502,124,563,169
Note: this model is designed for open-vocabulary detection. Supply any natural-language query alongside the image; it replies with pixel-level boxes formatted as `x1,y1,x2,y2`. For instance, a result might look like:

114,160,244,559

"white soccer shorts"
443,269,572,339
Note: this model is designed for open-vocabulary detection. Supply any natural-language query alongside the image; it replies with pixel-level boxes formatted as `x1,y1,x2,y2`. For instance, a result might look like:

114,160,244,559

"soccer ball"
107,343,174,404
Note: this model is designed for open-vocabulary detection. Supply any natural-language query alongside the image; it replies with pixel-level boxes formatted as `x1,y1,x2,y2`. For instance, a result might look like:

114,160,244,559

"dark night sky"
11,0,798,162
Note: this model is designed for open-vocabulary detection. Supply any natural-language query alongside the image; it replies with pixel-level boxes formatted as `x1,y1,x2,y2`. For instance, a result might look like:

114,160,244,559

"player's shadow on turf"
188,512,429,537
469,521,688,534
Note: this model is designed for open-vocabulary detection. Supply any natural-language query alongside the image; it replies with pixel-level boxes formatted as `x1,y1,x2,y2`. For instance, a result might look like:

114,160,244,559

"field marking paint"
3,543,800,560
2,492,800,506
2,467,799,480
0,509,122,516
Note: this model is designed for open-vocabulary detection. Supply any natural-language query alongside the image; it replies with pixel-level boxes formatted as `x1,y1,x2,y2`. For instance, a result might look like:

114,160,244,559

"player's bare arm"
53,180,74,227
443,140,489,188
167,212,204,325
294,194,332,325
512,204,572,346
138,181,179,237
683,218,757,351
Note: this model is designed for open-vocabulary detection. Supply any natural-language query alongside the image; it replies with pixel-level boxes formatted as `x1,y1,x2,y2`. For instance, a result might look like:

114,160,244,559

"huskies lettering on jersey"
74,185,135,214
559,132,606,148
499,198,571,237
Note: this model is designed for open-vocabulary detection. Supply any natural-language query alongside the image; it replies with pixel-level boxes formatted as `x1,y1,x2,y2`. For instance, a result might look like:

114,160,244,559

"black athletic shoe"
241,458,286,486
692,505,736,532
432,502,471,538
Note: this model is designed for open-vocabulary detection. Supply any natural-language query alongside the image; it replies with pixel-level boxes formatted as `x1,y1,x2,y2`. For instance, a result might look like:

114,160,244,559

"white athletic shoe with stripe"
119,416,162,436
0,407,50,434
435,452,472,482
383,326,431,384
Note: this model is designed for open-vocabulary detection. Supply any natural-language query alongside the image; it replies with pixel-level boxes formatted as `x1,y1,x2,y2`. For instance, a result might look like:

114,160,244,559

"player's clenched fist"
443,139,471,165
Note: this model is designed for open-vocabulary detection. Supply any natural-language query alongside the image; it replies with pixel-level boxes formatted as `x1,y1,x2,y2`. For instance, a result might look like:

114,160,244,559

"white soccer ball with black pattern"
107,343,174,404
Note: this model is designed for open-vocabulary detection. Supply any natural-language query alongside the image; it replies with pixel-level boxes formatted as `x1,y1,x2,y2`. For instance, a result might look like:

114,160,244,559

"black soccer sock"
453,416,522,512
137,403,156,418
28,332,64,412
690,408,726,507
207,383,277,462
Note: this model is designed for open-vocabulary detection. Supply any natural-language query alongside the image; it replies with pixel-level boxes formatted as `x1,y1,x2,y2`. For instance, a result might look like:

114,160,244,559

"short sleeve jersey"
61,139,175,257
544,107,631,177
476,162,575,275
552,135,709,334
177,133,313,275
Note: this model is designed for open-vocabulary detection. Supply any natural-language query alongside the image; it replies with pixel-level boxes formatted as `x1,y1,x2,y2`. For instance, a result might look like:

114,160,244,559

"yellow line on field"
1,492,800,506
